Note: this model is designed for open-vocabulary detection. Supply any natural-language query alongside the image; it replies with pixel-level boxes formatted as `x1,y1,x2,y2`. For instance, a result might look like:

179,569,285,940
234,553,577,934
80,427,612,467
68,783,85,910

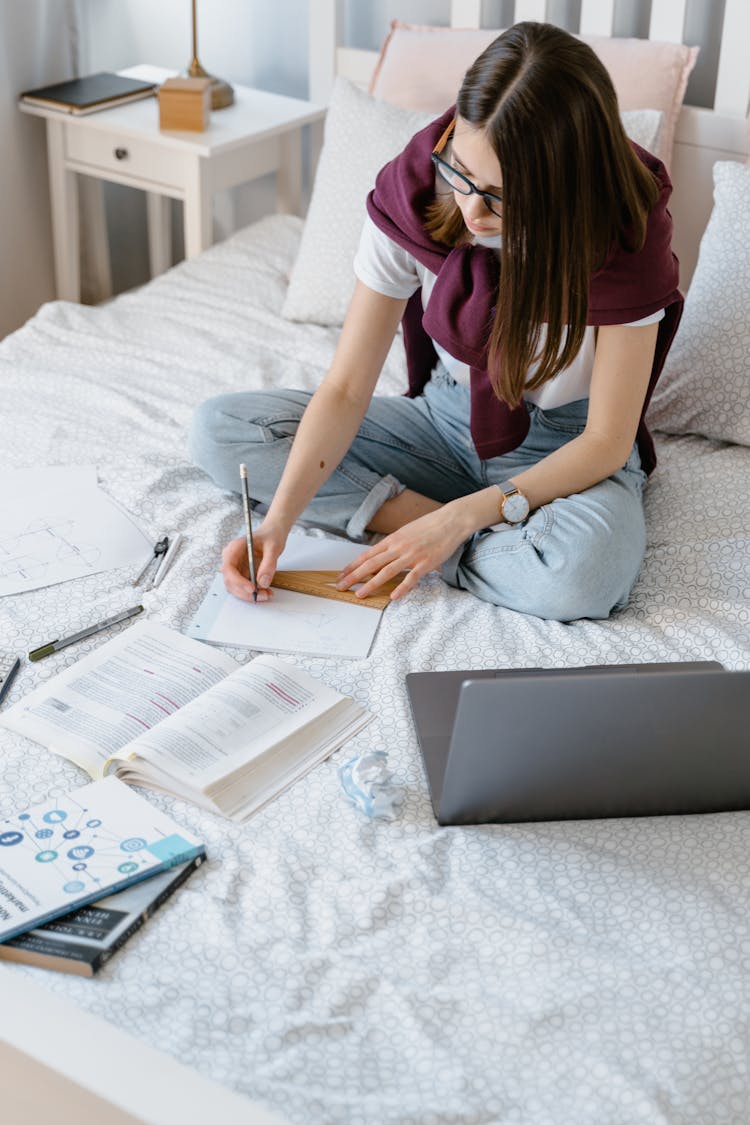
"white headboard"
309,0,750,289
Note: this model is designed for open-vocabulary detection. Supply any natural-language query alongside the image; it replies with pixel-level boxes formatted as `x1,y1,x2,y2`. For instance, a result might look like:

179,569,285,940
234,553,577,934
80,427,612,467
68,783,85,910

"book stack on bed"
0,777,206,976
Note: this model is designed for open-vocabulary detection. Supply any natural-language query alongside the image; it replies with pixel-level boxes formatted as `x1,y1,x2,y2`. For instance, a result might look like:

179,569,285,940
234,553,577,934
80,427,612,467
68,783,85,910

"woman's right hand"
220,521,288,603
220,285,408,603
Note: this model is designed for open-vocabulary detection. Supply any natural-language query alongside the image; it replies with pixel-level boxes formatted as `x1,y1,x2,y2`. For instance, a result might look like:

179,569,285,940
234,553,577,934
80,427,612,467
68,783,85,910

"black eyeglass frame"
430,117,503,218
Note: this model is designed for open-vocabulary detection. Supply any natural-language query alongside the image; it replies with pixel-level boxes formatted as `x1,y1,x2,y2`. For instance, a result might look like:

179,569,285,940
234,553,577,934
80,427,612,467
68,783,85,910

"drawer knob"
114,147,129,161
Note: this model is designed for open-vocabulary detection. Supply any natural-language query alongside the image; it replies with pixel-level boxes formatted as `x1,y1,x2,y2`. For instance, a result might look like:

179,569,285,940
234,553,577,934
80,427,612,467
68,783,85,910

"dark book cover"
20,72,157,114
0,855,203,976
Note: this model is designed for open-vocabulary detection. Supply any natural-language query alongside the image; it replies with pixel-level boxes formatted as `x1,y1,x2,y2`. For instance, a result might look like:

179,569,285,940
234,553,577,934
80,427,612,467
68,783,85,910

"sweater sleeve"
588,143,682,325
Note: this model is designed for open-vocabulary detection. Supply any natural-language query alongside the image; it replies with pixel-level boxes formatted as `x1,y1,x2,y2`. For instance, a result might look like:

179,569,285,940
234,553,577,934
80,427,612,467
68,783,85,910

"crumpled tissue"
338,751,403,820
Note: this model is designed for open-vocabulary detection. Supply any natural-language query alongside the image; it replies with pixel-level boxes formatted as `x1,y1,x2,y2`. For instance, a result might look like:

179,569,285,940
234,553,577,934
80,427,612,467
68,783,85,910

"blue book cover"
0,776,205,943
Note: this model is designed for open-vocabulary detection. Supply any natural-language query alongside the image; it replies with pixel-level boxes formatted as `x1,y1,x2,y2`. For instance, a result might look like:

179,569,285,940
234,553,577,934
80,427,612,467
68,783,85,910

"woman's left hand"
337,503,469,602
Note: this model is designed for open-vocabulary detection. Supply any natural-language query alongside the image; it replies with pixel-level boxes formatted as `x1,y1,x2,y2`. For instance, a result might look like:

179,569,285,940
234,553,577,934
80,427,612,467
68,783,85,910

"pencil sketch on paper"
0,483,152,596
0,518,102,583
189,571,381,659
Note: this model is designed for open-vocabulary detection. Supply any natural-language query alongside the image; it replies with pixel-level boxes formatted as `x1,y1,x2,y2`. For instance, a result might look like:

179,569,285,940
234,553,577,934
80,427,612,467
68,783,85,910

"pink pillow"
369,24,498,112
369,21,698,167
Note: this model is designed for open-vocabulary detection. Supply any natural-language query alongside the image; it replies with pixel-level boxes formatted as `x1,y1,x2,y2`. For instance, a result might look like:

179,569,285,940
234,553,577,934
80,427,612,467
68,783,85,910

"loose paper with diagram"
0,466,152,595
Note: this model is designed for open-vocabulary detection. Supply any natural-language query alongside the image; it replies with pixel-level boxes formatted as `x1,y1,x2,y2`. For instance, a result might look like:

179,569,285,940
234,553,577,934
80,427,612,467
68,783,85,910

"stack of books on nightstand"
20,72,157,115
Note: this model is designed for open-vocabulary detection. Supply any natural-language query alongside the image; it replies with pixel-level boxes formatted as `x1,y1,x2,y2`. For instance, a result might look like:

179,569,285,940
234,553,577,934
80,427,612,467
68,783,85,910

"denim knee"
189,395,234,486
514,553,635,621
189,393,279,494
445,508,645,622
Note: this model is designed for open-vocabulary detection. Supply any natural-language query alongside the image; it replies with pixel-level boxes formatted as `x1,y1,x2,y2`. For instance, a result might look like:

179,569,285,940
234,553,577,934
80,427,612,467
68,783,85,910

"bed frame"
2,2,748,1121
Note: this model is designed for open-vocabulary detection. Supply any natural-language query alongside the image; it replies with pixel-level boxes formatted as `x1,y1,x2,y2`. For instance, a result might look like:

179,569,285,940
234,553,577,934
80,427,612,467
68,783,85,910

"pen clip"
133,535,169,586
146,533,183,590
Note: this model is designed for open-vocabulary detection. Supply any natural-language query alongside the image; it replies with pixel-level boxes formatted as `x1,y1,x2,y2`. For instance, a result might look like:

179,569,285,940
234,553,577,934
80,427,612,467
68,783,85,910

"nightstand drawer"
65,128,187,190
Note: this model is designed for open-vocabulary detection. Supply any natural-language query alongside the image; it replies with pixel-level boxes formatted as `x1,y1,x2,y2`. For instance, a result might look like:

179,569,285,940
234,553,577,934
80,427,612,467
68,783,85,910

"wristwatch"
496,479,530,524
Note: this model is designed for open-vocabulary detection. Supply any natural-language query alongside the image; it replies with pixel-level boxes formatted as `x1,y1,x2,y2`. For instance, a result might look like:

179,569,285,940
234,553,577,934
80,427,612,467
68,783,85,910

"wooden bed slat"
648,0,688,44
513,0,548,21
451,0,483,28
309,0,338,104
579,0,616,37
714,0,750,114
334,47,374,91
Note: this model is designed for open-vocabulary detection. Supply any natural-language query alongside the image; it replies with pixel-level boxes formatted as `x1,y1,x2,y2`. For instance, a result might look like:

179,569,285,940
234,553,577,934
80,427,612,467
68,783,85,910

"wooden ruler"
271,569,401,610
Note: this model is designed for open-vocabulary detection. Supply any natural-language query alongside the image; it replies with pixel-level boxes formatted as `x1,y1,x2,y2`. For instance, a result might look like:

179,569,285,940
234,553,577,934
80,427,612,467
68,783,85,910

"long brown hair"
425,22,660,407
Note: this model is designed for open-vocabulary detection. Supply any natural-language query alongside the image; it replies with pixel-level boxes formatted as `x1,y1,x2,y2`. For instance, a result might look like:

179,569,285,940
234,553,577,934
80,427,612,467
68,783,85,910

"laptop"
405,662,750,825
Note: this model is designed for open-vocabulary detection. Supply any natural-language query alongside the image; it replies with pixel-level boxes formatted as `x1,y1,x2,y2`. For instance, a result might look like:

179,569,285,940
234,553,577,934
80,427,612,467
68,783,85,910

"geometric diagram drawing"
0,516,101,582
0,795,155,895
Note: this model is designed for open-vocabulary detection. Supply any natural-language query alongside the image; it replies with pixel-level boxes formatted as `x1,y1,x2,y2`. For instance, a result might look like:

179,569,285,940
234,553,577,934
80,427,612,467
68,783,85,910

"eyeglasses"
431,117,503,218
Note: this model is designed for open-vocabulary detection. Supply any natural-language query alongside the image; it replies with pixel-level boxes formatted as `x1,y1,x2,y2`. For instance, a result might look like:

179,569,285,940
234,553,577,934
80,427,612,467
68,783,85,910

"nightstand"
20,65,325,302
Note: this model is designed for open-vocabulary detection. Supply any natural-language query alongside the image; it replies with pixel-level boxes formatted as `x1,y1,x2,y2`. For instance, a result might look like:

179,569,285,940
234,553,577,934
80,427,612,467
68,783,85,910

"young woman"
190,21,683,622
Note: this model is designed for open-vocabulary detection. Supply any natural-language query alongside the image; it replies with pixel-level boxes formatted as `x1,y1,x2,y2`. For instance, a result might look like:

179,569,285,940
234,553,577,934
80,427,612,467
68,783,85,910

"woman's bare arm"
222,282,407,600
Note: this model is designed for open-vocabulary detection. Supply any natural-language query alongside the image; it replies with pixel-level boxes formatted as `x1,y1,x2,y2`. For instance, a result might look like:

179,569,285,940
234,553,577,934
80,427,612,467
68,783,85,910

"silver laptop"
405,662,750,825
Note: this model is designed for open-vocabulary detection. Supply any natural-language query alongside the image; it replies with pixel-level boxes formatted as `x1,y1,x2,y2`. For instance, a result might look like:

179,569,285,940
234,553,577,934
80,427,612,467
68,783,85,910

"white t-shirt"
353,215,664,410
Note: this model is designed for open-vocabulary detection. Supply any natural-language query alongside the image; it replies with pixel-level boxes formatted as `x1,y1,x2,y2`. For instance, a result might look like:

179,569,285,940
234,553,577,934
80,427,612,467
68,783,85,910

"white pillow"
648,161,750,447
283,81,663,328
620,108,662,154
282,79,433,325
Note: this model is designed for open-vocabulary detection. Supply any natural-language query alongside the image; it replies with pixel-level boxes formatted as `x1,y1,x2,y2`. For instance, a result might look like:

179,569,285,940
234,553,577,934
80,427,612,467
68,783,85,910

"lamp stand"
187,0,234,110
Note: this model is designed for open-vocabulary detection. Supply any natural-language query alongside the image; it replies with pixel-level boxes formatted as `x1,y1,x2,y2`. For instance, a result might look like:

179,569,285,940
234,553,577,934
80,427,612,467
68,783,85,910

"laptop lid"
435,668,750,825
405,662,726,823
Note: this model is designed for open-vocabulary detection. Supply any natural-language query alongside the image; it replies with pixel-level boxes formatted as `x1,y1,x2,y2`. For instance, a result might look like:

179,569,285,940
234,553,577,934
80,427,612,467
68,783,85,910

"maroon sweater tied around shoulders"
366,105,683,474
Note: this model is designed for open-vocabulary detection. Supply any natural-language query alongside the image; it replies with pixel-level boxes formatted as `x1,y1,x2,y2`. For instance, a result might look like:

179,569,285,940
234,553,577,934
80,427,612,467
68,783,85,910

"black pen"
239,463,258,603
28,605,145,662
0,655,21,706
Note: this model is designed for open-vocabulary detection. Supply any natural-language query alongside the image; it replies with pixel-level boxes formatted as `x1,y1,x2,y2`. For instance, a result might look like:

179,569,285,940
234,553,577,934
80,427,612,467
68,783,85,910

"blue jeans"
189,366,647,621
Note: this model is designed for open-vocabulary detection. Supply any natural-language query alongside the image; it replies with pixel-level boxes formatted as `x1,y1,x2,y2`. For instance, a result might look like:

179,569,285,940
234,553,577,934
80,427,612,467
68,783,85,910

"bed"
2,2,750,1122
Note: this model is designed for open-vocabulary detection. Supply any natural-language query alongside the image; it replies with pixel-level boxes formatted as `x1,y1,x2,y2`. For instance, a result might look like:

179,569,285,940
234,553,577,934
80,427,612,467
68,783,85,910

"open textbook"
0,622,372,822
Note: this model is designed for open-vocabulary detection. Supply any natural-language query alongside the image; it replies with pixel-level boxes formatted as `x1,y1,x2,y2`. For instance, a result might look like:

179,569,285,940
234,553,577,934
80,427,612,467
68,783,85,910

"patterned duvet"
2,215,749,1125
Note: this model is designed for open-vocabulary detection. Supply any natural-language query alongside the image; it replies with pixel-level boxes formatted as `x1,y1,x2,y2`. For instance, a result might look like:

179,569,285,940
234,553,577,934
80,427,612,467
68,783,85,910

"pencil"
239,463,258,603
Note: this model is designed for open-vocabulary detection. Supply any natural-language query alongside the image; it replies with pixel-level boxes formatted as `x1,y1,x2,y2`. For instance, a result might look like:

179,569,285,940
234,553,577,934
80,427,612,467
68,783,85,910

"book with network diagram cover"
0,776,205,944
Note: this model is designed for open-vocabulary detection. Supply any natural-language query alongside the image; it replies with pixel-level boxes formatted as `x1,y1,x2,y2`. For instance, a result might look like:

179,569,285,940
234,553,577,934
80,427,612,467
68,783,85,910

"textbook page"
0,622,236,776
107,653,369,795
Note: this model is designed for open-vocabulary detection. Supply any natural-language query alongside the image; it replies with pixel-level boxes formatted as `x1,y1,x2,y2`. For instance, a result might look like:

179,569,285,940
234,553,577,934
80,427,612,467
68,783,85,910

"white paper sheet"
187,533,384,659
6,465,98,492
0,478,152,595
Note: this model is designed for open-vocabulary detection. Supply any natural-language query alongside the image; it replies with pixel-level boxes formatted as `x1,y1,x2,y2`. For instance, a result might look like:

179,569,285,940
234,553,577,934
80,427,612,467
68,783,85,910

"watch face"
503,492,529,523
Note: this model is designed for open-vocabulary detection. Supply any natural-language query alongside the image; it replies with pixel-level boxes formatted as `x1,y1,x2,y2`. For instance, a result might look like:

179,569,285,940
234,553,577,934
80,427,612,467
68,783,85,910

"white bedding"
2,214,750,1124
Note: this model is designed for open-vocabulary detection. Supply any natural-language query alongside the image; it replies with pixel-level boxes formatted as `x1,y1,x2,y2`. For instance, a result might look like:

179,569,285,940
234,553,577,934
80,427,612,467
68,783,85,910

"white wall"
80,0,311,295
0,0,77,339
0,0,312,332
